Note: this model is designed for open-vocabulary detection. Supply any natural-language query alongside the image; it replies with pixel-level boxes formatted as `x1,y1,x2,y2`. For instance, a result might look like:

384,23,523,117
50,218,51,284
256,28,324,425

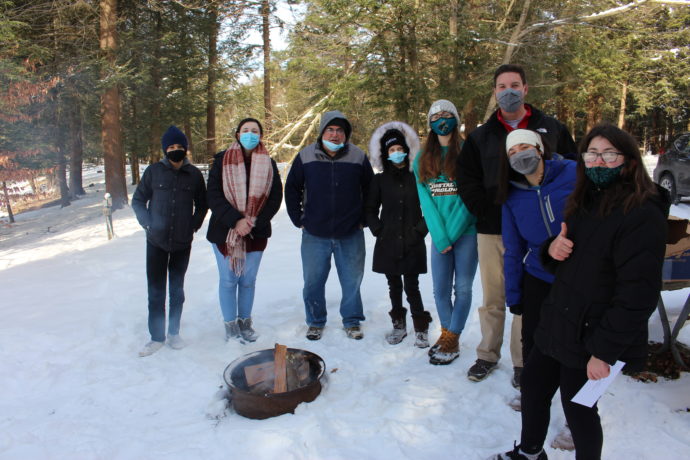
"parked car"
653,132,690,204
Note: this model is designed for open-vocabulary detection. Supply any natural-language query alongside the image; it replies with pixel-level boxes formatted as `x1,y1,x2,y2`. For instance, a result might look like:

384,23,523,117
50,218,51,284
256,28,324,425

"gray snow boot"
386,318,407,345
237,317,258,342
224,320,240,341
412,311,432,349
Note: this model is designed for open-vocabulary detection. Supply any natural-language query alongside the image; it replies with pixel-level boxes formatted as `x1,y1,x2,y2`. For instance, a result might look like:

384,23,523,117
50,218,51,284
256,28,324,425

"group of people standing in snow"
132,62,669,460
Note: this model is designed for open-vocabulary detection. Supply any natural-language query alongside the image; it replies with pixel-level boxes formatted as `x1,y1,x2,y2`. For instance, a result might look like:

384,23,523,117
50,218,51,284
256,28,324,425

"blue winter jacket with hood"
502,157,576,308
285,110,374,238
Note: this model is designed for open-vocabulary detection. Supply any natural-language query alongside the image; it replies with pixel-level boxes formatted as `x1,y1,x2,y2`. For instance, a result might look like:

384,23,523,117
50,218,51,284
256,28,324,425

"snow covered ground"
1,164,689,460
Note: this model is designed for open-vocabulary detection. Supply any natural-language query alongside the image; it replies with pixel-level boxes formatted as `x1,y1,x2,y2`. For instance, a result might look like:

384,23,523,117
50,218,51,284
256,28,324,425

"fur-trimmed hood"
368,121,420,172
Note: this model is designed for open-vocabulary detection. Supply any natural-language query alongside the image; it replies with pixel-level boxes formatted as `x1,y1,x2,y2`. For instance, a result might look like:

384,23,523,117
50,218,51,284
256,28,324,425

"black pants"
146,241,191,342
385,273,425,319
521,272,553,366
520,347,603,460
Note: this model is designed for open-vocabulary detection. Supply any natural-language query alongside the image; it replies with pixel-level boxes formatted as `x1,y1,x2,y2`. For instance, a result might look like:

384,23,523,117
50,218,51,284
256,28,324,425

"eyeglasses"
582,151,622,163
430,112,454,122
324,127,345,135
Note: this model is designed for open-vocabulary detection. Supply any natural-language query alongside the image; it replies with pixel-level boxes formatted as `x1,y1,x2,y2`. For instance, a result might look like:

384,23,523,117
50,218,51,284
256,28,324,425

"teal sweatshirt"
413,146,476,252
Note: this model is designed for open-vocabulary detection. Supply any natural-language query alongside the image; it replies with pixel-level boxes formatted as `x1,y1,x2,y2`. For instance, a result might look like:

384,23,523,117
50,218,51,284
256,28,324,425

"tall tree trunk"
56,146,71,208
182,75,193,162
3,181,15,224
55,97,70,208
130,98,140,185
149,11,162,165
463,98,478,136
68,96,85,198
100,0,128,210
482,0,532,122
184,120,193,163
586,94,602,133
206,5,219,160
618,80,628,130
448,0,458,87
261,0,272,132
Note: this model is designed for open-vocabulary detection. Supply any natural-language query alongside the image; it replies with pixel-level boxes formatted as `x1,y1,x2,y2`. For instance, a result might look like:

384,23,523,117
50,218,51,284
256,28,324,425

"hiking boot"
138,340,164,357
512,366,523,389
237,317,258,342
385,318,407,345
428,327,448,357
224,320,240,341
429,330,460,365
344,325,364,340
488,443,547,460
414,331,430,348
467,359,498,382
306,326,324,341
167,334,186,350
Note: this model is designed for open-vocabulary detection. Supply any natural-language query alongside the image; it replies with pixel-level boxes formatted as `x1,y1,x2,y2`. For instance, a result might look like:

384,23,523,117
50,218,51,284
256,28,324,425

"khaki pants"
475,233,523,367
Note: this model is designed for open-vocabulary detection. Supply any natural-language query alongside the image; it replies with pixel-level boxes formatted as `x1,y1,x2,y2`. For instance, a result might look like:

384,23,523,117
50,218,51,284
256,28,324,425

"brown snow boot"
429,330,460,365
428,327,448,357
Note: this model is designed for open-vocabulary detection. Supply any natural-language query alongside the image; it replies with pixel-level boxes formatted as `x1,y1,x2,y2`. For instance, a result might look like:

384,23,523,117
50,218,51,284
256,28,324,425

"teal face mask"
239,132,260,151
388,152,407,164
430,116,457,136
584,164,623,188
323,139,345,152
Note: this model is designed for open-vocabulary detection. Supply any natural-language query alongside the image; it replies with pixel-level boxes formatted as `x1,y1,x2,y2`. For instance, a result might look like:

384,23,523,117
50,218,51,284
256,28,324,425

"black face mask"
165,149,186,162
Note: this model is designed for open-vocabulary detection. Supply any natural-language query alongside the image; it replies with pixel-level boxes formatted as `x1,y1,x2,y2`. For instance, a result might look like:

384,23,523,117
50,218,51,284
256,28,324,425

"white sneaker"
167,334,186,350
139,340,164,357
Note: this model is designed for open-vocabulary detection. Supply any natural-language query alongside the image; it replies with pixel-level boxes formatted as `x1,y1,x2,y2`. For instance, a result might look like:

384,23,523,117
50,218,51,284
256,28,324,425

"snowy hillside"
0,166,689,460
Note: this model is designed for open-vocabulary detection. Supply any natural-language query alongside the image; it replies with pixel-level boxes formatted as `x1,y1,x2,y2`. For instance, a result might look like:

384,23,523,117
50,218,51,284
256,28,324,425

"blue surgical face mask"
388,152,407,164
239,132,260,151
496,88,524,113
430,116,457,136
322,139,345,152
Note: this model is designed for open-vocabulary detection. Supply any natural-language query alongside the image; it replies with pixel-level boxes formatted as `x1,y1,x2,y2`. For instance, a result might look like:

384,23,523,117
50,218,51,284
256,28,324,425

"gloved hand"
509,303,523,315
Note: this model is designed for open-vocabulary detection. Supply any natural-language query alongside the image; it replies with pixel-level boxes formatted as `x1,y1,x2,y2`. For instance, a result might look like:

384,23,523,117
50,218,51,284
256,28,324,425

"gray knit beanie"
427,99,460,129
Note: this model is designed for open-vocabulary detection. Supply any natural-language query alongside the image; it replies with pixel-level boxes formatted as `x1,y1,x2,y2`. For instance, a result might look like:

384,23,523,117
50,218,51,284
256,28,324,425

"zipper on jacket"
536,188,553,238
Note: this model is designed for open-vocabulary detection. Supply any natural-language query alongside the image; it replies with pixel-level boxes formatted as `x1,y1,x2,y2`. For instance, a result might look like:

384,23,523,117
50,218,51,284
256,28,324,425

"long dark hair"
564,123,658,218
417,128,462,182
495,133,553,204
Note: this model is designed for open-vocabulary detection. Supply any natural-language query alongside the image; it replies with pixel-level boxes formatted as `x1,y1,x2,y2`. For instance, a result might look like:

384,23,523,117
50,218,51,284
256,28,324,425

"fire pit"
223,345,326,419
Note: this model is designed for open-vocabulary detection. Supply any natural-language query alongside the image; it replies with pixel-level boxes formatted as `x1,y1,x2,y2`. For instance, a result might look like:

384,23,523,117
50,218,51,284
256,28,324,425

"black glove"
509,303,523,315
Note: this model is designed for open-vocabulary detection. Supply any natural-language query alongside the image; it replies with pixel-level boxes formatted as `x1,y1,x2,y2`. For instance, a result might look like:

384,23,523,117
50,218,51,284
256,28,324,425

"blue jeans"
430,233,478,335
146,241,191,342
212,244,264,322
301,229,365,328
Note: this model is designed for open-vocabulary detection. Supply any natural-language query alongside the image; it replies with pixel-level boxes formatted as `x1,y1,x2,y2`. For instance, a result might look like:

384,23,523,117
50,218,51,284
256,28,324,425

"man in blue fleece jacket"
285,110,374,341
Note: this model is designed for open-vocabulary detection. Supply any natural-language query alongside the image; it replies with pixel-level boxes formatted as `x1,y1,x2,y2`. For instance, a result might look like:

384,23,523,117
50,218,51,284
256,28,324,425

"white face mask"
509,148,540,175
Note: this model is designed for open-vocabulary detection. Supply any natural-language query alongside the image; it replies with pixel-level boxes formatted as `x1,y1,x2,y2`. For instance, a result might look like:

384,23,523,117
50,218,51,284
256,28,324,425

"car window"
674,135,689,154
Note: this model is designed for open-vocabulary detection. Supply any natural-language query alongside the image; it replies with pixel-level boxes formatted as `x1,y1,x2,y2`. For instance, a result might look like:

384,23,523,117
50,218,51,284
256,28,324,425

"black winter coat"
132,159,208,252
205,150,283,246
457,105,577,234
365,165,428,275
535,188,669,372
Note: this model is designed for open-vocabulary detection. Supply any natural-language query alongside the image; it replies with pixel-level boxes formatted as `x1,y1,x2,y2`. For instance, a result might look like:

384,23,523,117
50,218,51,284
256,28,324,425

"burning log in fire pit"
223,344,326,419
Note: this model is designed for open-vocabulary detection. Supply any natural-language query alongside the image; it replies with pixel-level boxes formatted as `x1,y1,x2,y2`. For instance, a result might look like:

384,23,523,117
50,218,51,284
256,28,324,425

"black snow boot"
386,308,407,345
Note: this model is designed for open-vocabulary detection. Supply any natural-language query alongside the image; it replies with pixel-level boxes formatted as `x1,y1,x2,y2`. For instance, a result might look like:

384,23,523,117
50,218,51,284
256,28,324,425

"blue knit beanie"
161,126,188,154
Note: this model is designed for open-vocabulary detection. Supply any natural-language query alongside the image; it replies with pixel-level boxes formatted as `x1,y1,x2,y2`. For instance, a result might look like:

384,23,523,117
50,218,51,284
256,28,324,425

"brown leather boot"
428,327,448,357
429,330,460,365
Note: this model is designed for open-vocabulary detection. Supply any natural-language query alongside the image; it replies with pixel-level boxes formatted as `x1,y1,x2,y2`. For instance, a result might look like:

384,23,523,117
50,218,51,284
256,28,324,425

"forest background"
0,0,688,215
